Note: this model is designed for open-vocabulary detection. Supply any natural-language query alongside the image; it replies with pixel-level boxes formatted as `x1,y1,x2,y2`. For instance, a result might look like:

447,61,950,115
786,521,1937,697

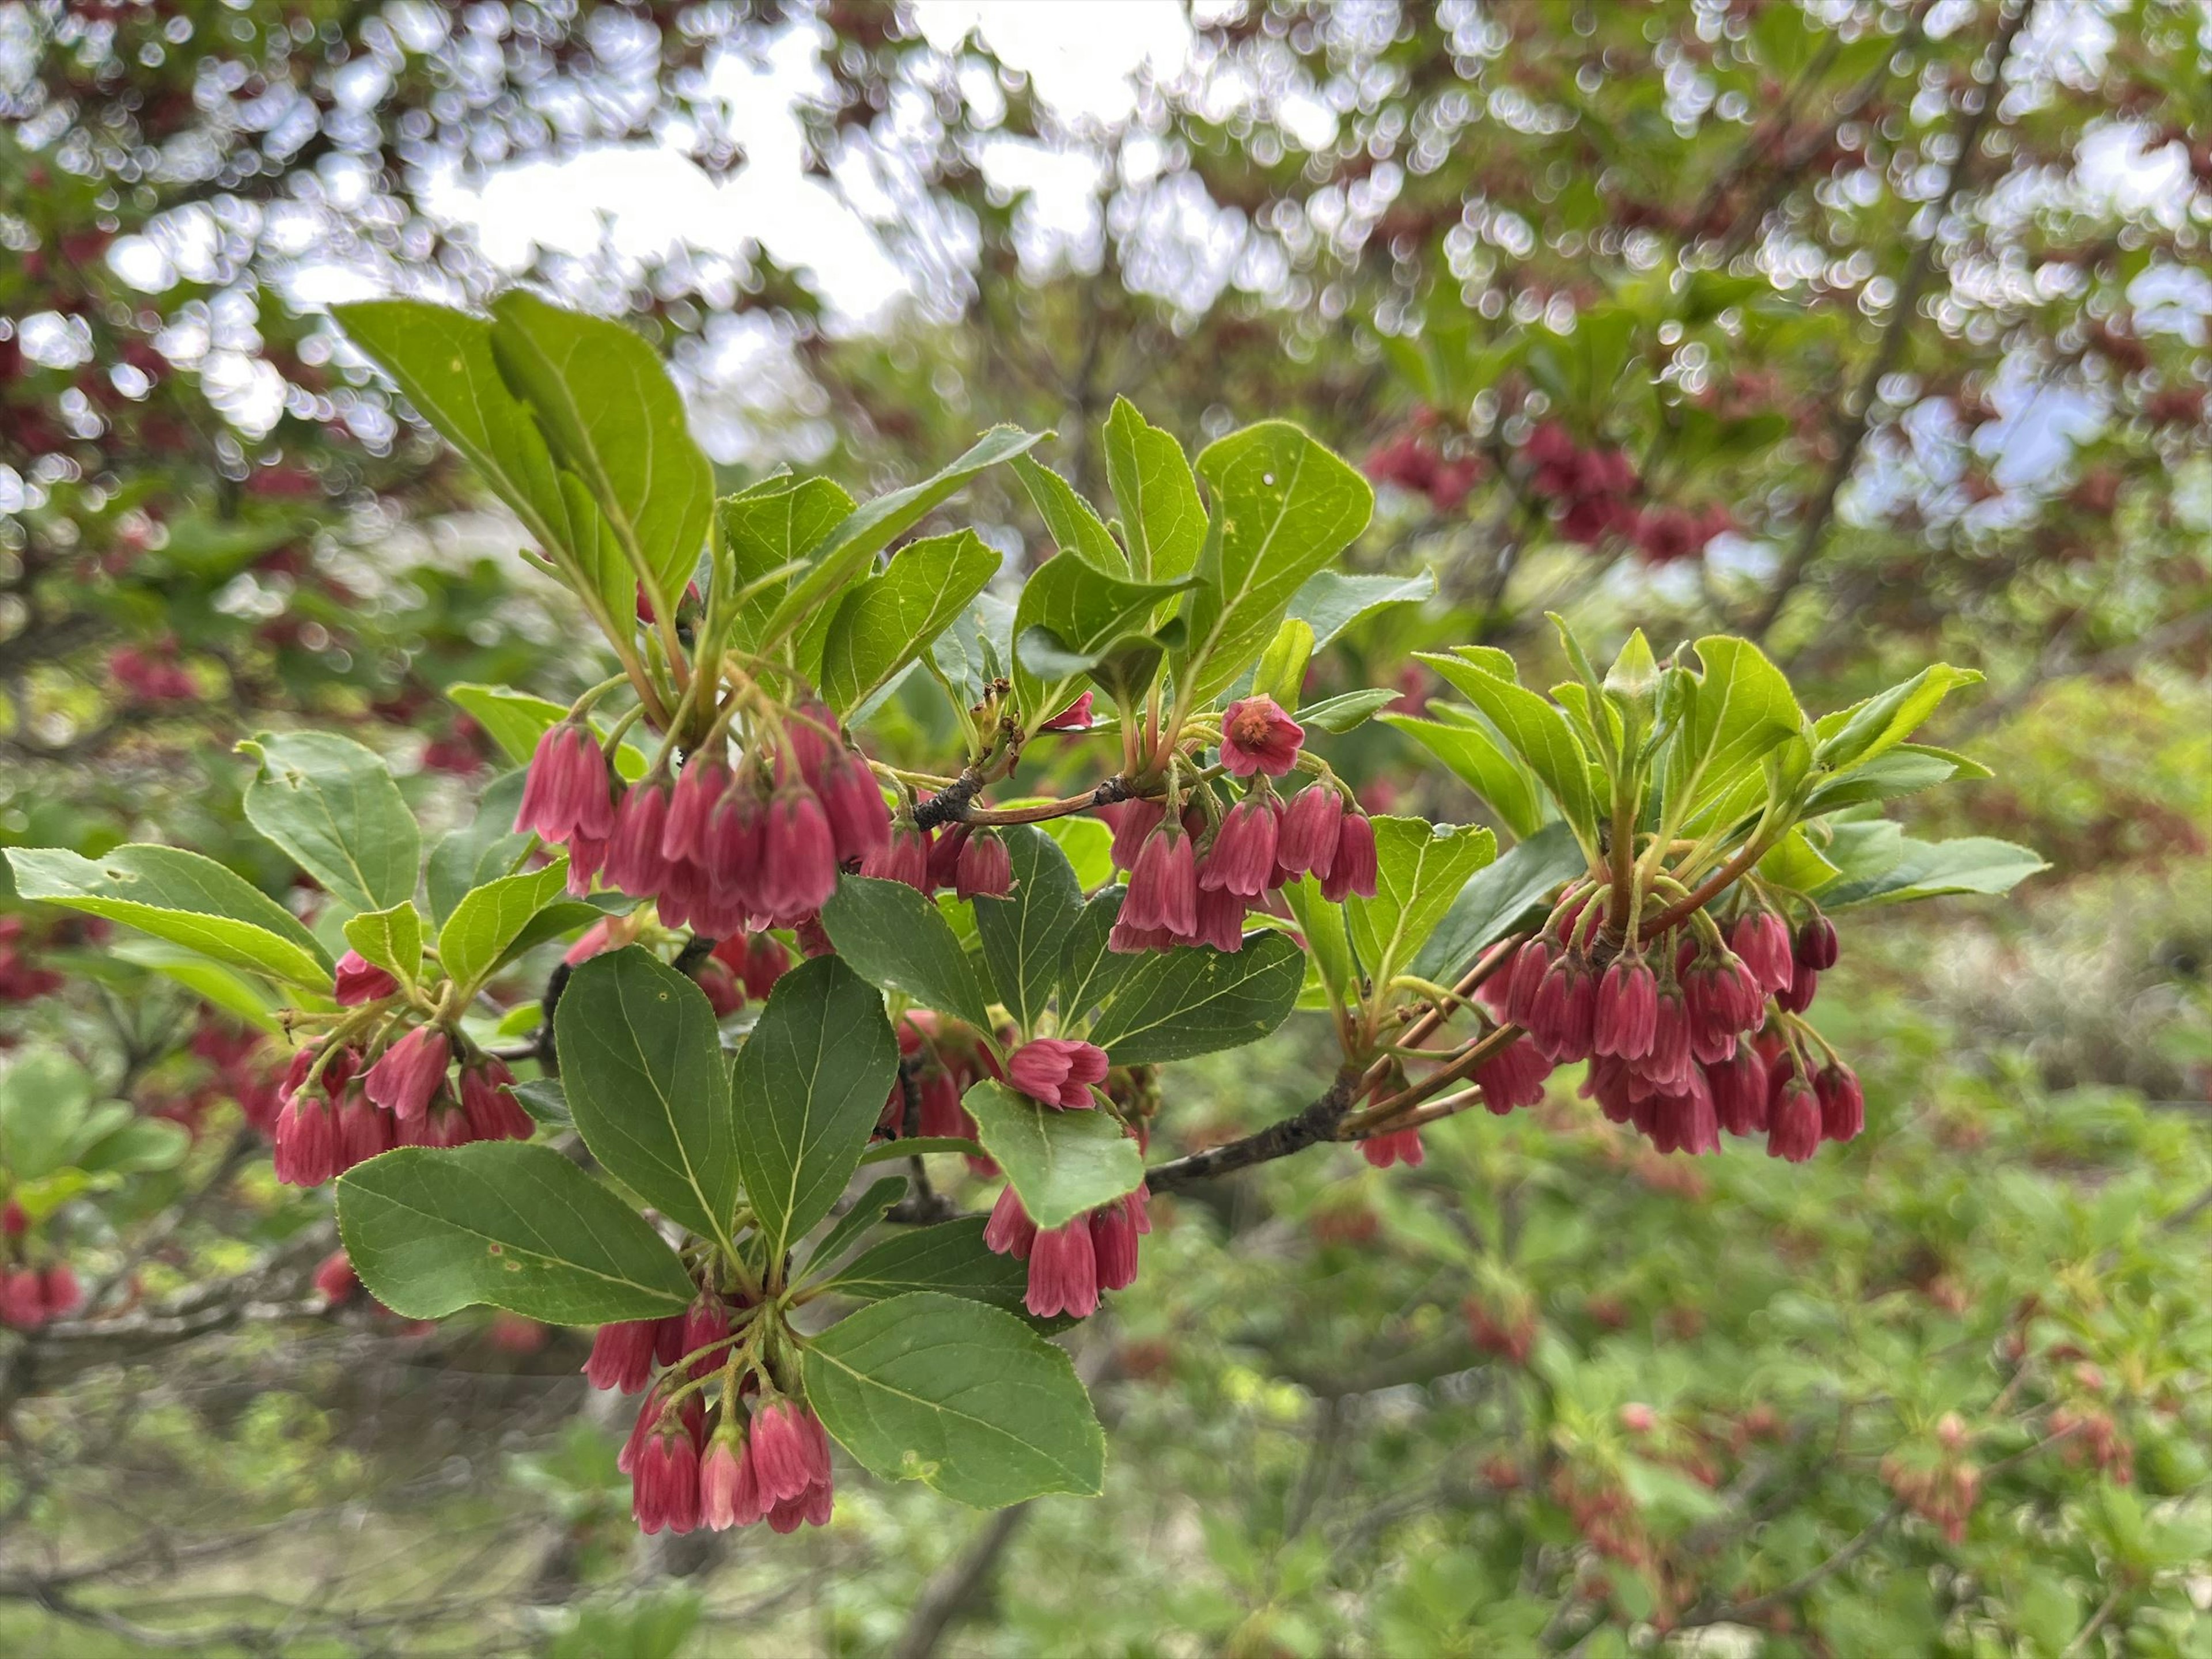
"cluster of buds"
1482,887,1859,1162
586,1295,835,1536
270,1029,531,1187
518,698,895,937
1520,421,1730,563
0,915,65,1004
1100,698,1377,955
859,819,1016,904
1362,422,1483,513
0,1199,82,1330
983,1181,1151,1321
1881,1413,1981,1544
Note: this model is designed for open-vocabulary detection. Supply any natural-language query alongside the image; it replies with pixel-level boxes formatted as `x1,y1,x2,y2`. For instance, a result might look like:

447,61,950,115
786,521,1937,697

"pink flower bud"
40,1263,81,1320
1646,1069,1719,1156
817,748,891,865
514,721,616,845
1526,954,1597,1063
917,1068,968,1139
1198,795,1281,899
1103,797,1166,872
1593,957,1656,1060
955,828,1013,900
565,833,607,896
1360,1127,1425,1168
632,1416,702,1536
1006,1037,1109,1110
1275,786,1343,880
313,1249,358,1305
740,934,791,1002
699,1429,763,1531
0,1198,24,1238
584,1319,661,1393
1706,1047,1768,1138
0,1268,43,1330
757,787,839,922
364,1025,450,1123
1089,1188,1147,1292
861,821,931,891
1319,811,1378,903
1504,938,1554,1029
1123,825,1198,938
1218,696,1305,778
1475,1035,1552,1114
1025,1219,1100,1319
1192,882,1247,952
460,1059,532,1143
1815,1062,1863,1142
1779,960,1819,1014
704,783,768,912
779,700,841,793
334,1088,395,1170
748,1398,830,1506
333,950,398,1006
604,779,673,897
1729,911,1794,997
273,1094,338,1187
1796,914,1839,971
1637,988,1692,1088
678,1293,735,1380
1766,1071,1821,1162
983,1185,1039,1261
660,752,730,868
1039,692,1094,732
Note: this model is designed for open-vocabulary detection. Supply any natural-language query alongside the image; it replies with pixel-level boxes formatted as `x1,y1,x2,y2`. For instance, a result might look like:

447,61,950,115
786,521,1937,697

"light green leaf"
106,938,285,1031
1056,887,1134,1030
1293,687,1400,734
1012,554,1196,729
556,947,738,1249
1085,927,1305,1064
0,1050,98,1181
1380,709,1547,840
1103,396,1205,582
336,1142,696,1323
237,731,419,915
1035,816,1113,891
1179,423,1375,702
77,1115,190,1176
820,529,1005,718
803,1291,1105,1506
817,1218,1031,1314
820,875,994,1031
731,956,900,1261
343,902,422,984
1410,821,1584,982
1418,653,1598,849
445,687,647,781
437,858,571,995
1283,875,1353,1009
1286,569,1434,649
1013,453,1127,573
964,1080,1142,1231
972,826,1084,1037
718,474,857,649
1819,835,2047,908
1758,827,1843,895
1346,819,1496,990
1253,618,1316,708
426,771,531,926
1661,636,1805,819
1814,664,1983,772
6,845,332,990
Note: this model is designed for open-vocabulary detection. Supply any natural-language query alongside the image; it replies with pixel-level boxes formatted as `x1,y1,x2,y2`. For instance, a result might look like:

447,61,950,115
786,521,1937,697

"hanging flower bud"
1123,824,1198,939
862,819,932,891
704,778,768,908
273,1094,339,1187
604,779,674,896
0,1269,44,1330
394,1099,472,1148
1796,914,1839,971
917,1068,967,1139
1191,883,1248,952
566,834,608,897
1090,1186,1149,1292
740,934,791,1001
1766,1070,1821,1162
660,752,730,869
1707,1046,1768,1137
1103,797,1165,872
584,1320,661,1392
1729,911,1795,997
699,1424,761,1531
1504,938,1554,1030
1320,811,1379,902
1815,1062,1863,1142
817,748,892,865
1199,794,1281,899
333,1088,395,1170
364,1025,450,1122
1637,987,1692,1089
313,1249,359,1305
460,1059,532,1143
1,1198,25,1238
1006,1038,1109,1110
631,1414,703,1536
1593,957,1657,1060
1039,692,1094,732
1527,954,1598,1063
761,1408,835,1532
1779,961,1819,1014
1647,1069,1719,1156
1219,696,1305,777
983,1185,1039,1260
333,950,398,1007
1026,1219,1101,1319
514,720,616,844
748,1398,827,1505
1361,1127,1425,1168
1475,1035,1553,1113
1276,786,1344,880
955,828,1013,900
757,787,839,920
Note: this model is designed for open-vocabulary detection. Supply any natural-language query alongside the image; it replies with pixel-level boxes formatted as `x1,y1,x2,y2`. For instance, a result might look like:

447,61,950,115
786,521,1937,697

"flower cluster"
271,1037,531,1187
586,1297,836,1536
859,819,1014,903
983,1182,1152,1320
0,1200,81,1331
1363,425,1482,513
518,699,897,937
0,915,64,1004
1520,421,1729,562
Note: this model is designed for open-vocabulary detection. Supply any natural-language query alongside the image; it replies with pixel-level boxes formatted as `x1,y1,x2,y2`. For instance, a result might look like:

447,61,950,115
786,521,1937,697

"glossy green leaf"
731,955,900,1261
1056,887,1135,1030
437,858,571,994
556,946,738,1249
1411,821,1584,982
1085,927,1304,1064
802,1174,910,1281
1378,710,1547,840
819,529,1004,718
335,1142,695,1324
444,688,648,782
1660,637,1805,819
1419,651,1599,849
343,902,422,984
1283,875,1354,1009
820,874,994,1031
105,938,286,1031
1819,835,2047,908
972,826,1085,1036
1294,687,1400,734
718,474,857,650
1287,569,1434,649
817,1218,1031,1313
1815,665,1983,772
964,1079,1143,1231
6,845,332,990
1012,553,1196,729
237,731,419,915
1013,453,1127,573
802,1291,1104,1507
1103,396,1205,581
1346,818,1497,990
1253,618,1316,709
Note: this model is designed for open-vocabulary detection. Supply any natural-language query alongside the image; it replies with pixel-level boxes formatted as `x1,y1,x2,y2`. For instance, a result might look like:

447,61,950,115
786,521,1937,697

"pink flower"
632,1416,703,1535
313,1249,359,1305
1103,798,1164,872
1816,1063,1863,1142
660,752,730,868
0,1269,44,1330
565,833,607,896
1707,1047,1768,1138
584,1320,661,1393
1026,1220,1100,1319
1039,692,1094,732
1729,911,1794,997
1199,795,1280,899
333,1088,394,1170
272,1094,338,1187
1218,696,1305,778
333,950,397,1006
1646,1070,1719,1156
460,1059,532,1142
1191,883,1247,952
704,784,767,911
514,721,616,844
1636,988,1692,1089
1319,810,1378,902
677,1293,735,1380
604,779,673,896
749,1399,830,1505
983,1185,1039,1260
1006,1038,1108,1110
1276,786,1344,880
1593,958,1656,1060
955,828,1013,900
861,821,931,891
1524,953,1596,1063
40,1263,82,1320
364,1025,450,1122
564,918,617,966
1089,1188,1147,1291
816,748,891,865
1766,1070,1821,1163
1779,961,1819,1014
1796,914,1839,970
1122,825,1197,938
1361,1127,1425,1168
1474,1036,1552,1114
739,934,791,1001
699,1430,762,1531
756,787,839,921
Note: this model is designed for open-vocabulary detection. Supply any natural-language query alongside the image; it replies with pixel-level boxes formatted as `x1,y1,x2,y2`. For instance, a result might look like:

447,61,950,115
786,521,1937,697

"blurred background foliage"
2,0,2210,1653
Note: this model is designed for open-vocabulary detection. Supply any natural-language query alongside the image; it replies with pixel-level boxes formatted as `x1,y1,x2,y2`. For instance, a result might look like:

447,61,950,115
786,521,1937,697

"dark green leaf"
238,731,419,914
1056,887,1134,1028
512,1078,571,1128
817,1218,1030,1313
964,1079,1143,1231
819,529,1005,718
1085,928,1305,1064
820,874,994,1031
972,826,1085,1036
1103,396,1205,582
802,1174,909,1280
437,859,571,994
1411,821,1584,982
1347,819,1497,989
1419,651,1599,849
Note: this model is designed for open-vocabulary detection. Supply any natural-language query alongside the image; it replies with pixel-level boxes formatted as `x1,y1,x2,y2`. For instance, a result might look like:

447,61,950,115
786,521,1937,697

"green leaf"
106,938,285,1031
426,771,531,926
486,291,713,619
1179,423,1375,702
1283,875,1353,1009
1035,815,1113,891
802,1291,1104,1506
343,902,422,984
5,845,332,990
1012,553,1196,729
819,530,1004,718
1411,821,1584,982
820,874,994,1031
1057,887,1135,1029
0,1050,97,1180
1660,636,1805,819
761,426,1044,662
818,1218,1031,1313
1758,827,1843,895
857,1137,985,1165
77,1115,190,1176
1103,397,1205,582
1379,710,1547,840
1253,618,1316,709
802,1173,910,1281
512,1078,571,1128
1814,664,1984,772
1013,453,1127,573
964,1080,1143,1231
972,827,1085,1036
1418,653,1599,849
1287,569,1434,649
237,731,419,915
1346,819,1497,989
445,687,647,781
1819,835,2046,908
1801,745,1977,814
1085,927,1305,1064
717,474,857,649
336,1142,695,1323
437,859,572,995
556,947,738,1249
731,955,900,1261
931,590,1018,709
1294,687,1400,734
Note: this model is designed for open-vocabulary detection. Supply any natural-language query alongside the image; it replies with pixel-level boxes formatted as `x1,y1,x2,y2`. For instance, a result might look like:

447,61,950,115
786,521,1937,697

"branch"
1677,1498,1906,1628
888,1501,1034,1659
1143,1070,1359,1192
